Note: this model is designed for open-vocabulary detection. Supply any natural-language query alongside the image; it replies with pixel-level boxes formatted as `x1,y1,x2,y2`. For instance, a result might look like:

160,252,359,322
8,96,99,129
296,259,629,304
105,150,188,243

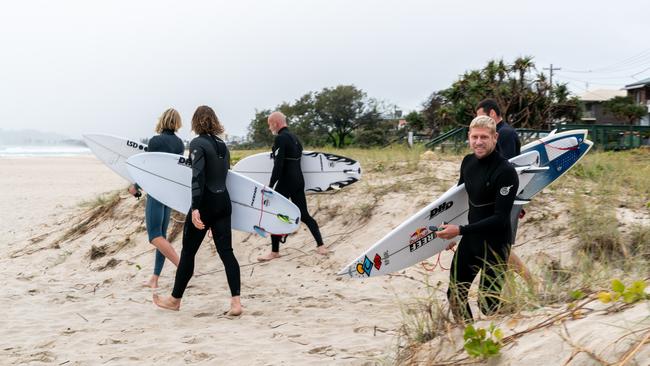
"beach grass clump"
58,191,123,244
628,224,650,260
568,150,650,207
569,194,625,261
396,278,455,362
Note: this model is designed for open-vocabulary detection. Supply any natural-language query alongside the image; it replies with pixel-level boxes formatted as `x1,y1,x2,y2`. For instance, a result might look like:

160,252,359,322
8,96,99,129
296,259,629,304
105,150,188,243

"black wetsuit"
496,120,520,159
496,120,523,244
269,127,323,252
172,134,241,298
135,129,184,191
447,149,518,322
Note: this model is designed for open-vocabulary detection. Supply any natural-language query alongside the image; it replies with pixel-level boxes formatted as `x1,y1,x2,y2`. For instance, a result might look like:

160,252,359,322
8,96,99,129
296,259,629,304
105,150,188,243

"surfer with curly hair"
154,105,242,315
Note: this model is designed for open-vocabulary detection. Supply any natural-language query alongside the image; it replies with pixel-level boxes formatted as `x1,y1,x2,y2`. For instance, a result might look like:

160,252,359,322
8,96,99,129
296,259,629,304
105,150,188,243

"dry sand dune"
1,154,648,365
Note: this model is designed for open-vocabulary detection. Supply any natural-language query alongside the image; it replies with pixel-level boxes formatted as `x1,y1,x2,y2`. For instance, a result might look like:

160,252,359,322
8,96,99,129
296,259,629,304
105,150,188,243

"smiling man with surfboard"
437,115,518,324
476,98,535,288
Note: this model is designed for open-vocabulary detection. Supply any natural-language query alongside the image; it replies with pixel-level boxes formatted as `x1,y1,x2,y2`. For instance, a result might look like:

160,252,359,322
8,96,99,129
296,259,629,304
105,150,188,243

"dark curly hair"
191,105,224,135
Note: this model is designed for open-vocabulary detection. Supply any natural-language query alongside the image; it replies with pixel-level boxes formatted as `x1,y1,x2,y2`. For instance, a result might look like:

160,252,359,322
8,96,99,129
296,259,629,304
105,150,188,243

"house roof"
624,77,650,90
578,89,626,102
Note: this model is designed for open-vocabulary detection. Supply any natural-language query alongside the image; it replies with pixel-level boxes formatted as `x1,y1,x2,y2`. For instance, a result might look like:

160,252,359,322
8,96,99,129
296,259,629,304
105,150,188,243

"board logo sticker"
251,186,258,206
500,185,513,196
356,253,382,276
126,140,147,151
177,156,191,166
409,227,436,252
428,201,453,220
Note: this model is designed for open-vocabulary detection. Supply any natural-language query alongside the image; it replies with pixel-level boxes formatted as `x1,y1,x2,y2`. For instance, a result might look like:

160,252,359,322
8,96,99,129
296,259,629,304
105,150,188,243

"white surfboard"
233,151,362,193
126,152,301,235
83,134,150,183
338,151,545,278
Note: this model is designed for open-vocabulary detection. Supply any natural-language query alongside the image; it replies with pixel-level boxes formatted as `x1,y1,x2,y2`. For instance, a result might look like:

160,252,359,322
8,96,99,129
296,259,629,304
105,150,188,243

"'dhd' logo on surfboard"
428,201,453,220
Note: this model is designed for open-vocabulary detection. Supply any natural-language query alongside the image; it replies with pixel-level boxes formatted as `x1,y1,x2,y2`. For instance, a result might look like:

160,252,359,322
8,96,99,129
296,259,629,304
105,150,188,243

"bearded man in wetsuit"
257,111,329,262
436,115,519,323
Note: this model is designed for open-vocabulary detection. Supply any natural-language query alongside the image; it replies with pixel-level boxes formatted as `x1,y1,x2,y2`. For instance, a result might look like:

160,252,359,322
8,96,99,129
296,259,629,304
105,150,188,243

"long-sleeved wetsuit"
172,134,241,298
269,127,323,252
496,120,523,244
144,129,185,277
447,149,518,322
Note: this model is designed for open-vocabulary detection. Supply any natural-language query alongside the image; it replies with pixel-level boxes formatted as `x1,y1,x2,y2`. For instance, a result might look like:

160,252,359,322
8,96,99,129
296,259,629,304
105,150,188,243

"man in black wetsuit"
257,111,328,262
437,115,519,323
476,99,535,287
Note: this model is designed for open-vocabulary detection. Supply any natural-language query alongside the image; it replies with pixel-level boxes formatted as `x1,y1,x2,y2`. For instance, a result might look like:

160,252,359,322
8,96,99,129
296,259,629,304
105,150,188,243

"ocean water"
0,145,91,157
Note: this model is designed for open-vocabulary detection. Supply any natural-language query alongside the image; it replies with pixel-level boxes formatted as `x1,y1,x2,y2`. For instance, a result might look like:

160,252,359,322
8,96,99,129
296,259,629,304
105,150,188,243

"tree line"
245,56,643,148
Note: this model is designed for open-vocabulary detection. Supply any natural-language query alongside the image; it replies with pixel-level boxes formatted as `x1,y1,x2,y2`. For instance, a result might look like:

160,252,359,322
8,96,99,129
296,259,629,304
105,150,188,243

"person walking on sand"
154,106,242,315
257,111,329,262
128,108,184,289
436,115,518,323
476,98,537,288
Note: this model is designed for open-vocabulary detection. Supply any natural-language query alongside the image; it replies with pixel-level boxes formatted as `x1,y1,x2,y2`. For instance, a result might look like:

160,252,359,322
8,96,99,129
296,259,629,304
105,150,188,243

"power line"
562,48,650,74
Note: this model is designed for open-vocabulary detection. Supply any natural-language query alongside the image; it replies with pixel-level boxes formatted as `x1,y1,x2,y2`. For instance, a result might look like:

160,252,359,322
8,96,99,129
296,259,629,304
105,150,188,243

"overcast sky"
1,0,648,141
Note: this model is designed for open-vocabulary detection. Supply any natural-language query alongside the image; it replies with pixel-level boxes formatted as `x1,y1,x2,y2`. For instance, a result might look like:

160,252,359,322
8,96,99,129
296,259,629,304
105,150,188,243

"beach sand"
1,155,648,365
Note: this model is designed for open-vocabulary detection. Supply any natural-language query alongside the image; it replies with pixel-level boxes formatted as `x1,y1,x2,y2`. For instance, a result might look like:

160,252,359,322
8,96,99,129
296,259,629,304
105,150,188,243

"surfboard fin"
276,214,292,224
253,225,267,237
522,166,549,174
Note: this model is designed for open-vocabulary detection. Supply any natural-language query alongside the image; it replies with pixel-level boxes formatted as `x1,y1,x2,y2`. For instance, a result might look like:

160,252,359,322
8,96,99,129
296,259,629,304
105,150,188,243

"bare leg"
257,252,281,262
143,274,160,289
508,251,536,288
151,236,179,267
153,293,181,311
229,296,242,316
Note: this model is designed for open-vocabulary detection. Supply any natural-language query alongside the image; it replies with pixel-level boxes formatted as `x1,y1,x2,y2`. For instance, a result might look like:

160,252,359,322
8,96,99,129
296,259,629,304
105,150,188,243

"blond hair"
469,115,496,134
155,108,182,133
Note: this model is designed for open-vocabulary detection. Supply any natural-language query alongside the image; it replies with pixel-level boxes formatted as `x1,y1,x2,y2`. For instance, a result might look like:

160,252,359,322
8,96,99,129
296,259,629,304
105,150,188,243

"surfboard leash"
421,247,455,272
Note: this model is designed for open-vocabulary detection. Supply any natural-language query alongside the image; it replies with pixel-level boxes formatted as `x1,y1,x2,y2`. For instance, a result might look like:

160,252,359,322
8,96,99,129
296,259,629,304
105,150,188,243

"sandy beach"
2,154,649,365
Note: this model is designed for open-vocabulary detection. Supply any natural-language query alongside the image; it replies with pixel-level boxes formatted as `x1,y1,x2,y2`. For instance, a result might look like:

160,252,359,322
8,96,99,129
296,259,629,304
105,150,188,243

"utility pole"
543,64,562,129
543,64,562,95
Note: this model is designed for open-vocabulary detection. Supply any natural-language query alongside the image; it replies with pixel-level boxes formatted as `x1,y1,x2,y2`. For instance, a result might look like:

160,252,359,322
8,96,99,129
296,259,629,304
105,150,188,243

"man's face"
267,119,277,135
468,127,498,159
476,107,497,120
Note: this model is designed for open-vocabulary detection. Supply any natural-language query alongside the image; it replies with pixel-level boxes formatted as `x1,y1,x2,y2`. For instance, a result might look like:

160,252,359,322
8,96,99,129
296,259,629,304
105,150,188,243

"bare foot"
257,252,281,262
228,296,243,316
316,246,330,255
142,275,159,289
153,293,180,311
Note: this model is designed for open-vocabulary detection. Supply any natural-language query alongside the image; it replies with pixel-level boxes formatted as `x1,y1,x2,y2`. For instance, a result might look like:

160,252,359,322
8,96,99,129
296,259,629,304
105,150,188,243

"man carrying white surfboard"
257,112,328,261
476,99,535,288
436,116,518,323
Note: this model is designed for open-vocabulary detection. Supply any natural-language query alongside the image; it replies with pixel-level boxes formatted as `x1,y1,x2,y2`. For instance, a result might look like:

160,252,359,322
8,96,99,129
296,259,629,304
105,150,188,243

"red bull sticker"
409,227,436,252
